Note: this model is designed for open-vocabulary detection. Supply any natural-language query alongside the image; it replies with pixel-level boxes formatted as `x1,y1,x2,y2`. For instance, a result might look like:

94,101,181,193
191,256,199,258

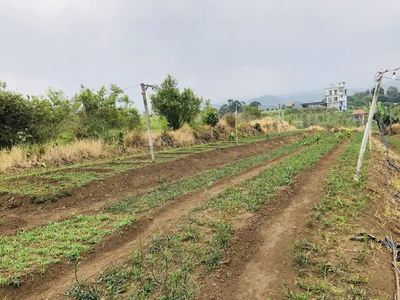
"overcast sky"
1,0,400,111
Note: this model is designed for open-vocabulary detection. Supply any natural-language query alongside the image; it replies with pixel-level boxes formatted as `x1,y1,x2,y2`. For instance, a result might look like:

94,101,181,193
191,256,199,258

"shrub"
205,111,219,127
244,106,261,118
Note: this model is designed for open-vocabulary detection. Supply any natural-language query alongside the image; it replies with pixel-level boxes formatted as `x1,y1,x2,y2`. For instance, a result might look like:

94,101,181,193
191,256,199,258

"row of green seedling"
64,134,339,299
0,132,312,288
287,132,374,299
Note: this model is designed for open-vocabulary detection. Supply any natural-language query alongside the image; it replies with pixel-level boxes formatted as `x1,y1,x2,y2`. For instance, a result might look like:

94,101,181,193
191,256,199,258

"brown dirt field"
0,140,307,300
0,134,302,236
193,140,347,300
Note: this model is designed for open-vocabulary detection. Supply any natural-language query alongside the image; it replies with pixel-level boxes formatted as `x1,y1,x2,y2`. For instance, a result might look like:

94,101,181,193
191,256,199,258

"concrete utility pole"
354,67,400,181
141,83,155,164
369,102,372,151
278,104,281,135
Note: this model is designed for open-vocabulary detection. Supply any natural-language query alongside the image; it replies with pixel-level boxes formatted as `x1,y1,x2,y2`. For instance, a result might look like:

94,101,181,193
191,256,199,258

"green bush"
205,111,219,127
228,132,236,141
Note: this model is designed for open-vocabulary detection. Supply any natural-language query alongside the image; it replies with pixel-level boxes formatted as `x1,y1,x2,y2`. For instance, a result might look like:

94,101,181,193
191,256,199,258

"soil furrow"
1,142,306,300
195,140,347,300
0,134,302,236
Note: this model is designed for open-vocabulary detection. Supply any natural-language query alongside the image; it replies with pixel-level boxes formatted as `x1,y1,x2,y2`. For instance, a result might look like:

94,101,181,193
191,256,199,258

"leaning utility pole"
278,104,281,135
141,83,155,164
354,67,400,180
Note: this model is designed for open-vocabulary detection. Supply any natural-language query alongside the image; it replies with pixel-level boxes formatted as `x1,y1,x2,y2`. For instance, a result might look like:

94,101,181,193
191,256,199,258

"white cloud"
1,0,400,107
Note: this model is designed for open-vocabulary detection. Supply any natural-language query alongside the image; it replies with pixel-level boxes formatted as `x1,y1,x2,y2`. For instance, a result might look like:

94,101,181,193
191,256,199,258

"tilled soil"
0,140,306,300
194,141,347,299
0,134,302,236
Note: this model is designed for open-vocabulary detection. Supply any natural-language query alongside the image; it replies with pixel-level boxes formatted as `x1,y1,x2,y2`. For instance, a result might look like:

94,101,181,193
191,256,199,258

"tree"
387,86,399,97
201,99,218,124
74,84,140,138
150,75,202,130
0,85,35,148
244,106,261,118
249,101,261,108
205,111,219,127
219,99,246,115
371,87,385,95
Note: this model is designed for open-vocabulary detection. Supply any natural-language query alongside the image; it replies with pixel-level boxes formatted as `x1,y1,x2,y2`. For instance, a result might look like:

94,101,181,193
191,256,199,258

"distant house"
301,102,327,108
352,109,366,119
325,82,348,111
285,103,295,108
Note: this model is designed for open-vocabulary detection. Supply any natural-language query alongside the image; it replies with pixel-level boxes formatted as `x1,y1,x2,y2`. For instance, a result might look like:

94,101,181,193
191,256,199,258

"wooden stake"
235,104,238,146
141,83,155,164
278,104,281,135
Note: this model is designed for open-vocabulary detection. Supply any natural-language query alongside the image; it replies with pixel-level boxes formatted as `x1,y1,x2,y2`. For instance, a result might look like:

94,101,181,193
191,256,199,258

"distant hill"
212,82,400,111
248,92,324,110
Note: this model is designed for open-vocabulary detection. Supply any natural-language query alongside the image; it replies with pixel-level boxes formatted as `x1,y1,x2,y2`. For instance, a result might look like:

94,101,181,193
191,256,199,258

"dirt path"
1,141,306,300
195,141,347,300
0,134,302,236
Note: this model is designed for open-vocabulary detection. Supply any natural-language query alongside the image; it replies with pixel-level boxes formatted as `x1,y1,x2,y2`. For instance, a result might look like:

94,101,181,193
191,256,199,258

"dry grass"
124,130,162,152
0,120,288,174
0,140,111,173
308,125,326,131
338,126,365,132
250,117,297,133
170,124,195,147
391,124,400,135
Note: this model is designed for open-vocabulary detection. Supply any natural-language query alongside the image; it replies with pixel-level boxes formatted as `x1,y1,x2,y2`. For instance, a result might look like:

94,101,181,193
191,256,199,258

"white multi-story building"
325,82,347,111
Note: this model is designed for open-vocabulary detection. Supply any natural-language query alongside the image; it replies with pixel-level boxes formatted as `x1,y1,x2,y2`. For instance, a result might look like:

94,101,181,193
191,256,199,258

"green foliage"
228,132,236,141
200,100,217,123
373,101,400,128
371,86,385,95
205,110,219,127
290,133,372,299
244,106,261,118
150,75,202,130
249,101,261,108
315,133,321,144
387,86,398,97
0,81,140,148
219,99,246,115
74,84,140,138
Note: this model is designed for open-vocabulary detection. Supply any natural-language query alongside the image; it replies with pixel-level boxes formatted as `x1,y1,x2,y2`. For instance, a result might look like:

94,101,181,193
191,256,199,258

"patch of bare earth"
194,140,347,299
0,139,304,300
0,134,302,236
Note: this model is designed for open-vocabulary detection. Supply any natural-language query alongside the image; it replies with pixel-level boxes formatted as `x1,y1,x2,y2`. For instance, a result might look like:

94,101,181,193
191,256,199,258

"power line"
383,76,400,81
122,83,141,91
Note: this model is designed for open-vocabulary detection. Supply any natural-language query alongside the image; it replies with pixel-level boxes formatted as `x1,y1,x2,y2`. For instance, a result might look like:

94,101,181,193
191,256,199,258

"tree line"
348,86,400,109
0,75,225,149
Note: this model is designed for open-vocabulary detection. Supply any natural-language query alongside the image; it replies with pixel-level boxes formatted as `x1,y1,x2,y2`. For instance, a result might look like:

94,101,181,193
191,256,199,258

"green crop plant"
0,131,301,199
289,132,373,298
63,133,335,299
198,134,339,213
0,214,136,286
105,133,328,215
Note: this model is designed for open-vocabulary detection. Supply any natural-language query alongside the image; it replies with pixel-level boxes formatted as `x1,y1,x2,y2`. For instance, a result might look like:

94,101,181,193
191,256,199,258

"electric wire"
122,83,141,91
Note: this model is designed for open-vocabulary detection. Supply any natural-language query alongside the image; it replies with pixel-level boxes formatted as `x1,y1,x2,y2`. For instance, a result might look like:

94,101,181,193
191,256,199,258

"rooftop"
352,109,365,115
